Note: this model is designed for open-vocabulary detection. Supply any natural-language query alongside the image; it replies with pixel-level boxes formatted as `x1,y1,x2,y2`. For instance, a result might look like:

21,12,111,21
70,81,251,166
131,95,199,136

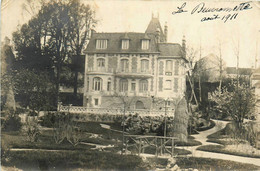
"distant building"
251,67,260,116
83,16,187,110
194,53,226,83
226,67,253,79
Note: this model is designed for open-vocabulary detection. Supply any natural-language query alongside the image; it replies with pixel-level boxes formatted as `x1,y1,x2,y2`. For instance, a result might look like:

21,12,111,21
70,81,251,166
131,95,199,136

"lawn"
197,144,260,158
176,157,260,170
2,150,149,170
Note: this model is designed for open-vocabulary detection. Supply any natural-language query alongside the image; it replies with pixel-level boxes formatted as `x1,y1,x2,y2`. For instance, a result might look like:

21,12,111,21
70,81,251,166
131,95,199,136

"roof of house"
158,43,183,57
145,17,165,42
85,32,159,53
226,67,253,75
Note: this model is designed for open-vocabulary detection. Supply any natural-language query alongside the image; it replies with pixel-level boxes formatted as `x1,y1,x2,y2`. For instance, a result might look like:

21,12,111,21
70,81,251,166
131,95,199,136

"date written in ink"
201,13,238,22
221,13,238,23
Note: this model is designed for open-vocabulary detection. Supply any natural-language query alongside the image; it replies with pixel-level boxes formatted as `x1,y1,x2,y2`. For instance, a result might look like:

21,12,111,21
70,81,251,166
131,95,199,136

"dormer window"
141,40,150,50
96,39,107,49
121,39,129,49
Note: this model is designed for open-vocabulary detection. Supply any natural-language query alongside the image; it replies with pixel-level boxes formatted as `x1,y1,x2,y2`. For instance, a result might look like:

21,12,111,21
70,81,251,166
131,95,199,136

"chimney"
182,35,186,58
90,29,96,38
164,22,168,42
156,28,160,43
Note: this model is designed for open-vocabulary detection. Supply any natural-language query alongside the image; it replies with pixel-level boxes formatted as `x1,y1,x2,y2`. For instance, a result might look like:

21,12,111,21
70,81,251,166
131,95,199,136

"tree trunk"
73,70,78,100
56,64,61,106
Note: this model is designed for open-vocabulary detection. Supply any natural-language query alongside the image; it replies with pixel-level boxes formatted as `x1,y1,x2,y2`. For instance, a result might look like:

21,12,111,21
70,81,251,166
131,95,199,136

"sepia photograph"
1,0,260,170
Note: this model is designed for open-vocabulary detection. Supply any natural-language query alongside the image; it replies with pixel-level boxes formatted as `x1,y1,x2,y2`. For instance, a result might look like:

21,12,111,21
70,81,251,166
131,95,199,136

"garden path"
175,120,260,167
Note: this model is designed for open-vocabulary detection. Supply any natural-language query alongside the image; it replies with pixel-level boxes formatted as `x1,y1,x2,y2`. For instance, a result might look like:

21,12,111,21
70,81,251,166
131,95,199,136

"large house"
82,16,187,111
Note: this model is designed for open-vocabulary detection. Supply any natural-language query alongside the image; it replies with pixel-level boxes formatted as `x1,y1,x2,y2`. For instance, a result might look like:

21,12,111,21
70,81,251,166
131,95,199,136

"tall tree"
13,0,96,106
67,0,96,98
1,37,16,111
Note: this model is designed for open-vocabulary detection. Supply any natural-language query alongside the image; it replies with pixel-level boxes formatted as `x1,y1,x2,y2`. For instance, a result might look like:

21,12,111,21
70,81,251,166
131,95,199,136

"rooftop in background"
226,67,253,76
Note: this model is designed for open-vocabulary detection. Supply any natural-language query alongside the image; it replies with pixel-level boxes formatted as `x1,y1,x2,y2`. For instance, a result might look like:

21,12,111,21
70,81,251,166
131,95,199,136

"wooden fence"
124,135,178,157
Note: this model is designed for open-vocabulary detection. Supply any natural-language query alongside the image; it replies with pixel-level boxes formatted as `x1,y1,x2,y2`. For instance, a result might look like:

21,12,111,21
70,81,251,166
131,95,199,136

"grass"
197,145,260,158
176,157,260,170
2,150,148,170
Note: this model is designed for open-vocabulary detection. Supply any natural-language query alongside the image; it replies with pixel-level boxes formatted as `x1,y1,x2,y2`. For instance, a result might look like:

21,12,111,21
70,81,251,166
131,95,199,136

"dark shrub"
2,113,22,132
40,112,56,127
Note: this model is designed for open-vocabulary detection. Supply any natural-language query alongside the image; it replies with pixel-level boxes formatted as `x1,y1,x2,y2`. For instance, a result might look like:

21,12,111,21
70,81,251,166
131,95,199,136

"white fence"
58,105,173,117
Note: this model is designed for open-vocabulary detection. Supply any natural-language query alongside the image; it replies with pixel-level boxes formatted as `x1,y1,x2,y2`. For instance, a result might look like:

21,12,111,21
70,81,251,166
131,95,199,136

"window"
165,80,172,90
174,78,178,92
94,98,99,106
166,60,173,71
139,79,148,92
119,79,128,92
131,82,136,91
97,58,105,67
141,59,149,73
141,40,149,50
86,78,89,92
120,59,129,72
107,81,111,91
174,61,179,75
121,39,129,49
96,39,107,49
93,77,102,91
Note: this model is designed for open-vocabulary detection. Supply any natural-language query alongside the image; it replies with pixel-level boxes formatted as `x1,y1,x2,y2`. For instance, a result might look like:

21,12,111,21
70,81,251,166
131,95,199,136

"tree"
13,0,97,106
13,69,56,114
1,37,16,111
185,46,199,107
209,82,256,129
67,0,96,98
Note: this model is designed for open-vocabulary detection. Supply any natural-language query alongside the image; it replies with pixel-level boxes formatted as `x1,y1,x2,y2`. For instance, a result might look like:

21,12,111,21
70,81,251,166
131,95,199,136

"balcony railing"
87,67,114,73
115,68,152,78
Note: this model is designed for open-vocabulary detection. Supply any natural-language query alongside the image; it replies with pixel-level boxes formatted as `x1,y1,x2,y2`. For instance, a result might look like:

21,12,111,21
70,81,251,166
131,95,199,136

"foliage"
13,0,97,103
1,38,16,110
24,117,40,142
13,69,56,112
209,82,255,128
53,112,82,146
123,114,173,135
39,112,56,127
2,112,22,132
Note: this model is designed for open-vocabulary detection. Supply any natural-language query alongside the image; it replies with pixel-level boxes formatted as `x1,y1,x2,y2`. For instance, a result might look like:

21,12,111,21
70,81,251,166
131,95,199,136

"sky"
1,0,260,68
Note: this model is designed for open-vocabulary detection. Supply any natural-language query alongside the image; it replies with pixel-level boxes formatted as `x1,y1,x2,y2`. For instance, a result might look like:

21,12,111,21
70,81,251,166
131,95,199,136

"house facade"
83,16,187,110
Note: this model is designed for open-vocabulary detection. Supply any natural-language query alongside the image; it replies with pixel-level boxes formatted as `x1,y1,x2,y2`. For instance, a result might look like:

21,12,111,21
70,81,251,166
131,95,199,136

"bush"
24,117,40,142
1,137,10,164
39,112,56,127
2,113,22,132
